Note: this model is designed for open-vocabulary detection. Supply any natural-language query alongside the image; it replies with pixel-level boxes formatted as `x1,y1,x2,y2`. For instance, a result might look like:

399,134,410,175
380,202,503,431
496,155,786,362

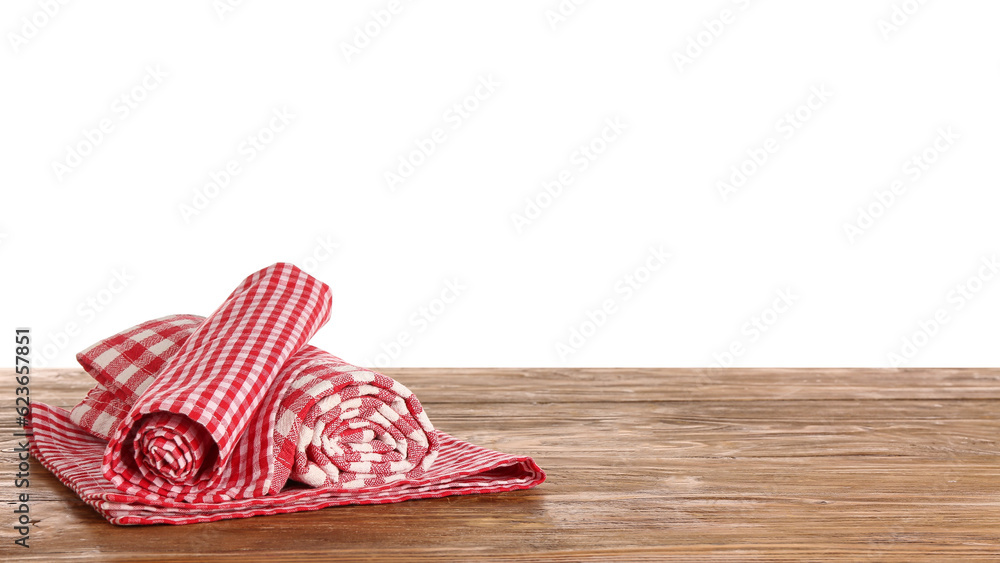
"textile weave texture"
29,263,544,525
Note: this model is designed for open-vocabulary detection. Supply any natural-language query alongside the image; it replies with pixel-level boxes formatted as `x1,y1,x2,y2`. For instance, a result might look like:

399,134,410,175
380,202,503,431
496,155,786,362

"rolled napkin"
273,346,440,490
103,262,333,502
71,316,442,494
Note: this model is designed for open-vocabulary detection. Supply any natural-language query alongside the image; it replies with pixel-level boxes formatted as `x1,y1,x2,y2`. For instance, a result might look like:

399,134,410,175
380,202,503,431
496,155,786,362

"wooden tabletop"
3,368,1000,561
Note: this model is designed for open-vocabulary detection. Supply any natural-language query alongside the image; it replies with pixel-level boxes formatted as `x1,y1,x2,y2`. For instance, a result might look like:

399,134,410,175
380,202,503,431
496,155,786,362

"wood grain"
2,368,999,561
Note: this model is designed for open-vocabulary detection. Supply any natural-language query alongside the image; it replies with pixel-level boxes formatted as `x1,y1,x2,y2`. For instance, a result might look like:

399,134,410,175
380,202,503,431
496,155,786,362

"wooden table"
3,368,999,561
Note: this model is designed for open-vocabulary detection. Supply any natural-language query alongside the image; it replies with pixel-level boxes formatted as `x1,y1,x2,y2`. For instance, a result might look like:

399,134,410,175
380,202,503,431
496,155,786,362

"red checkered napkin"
29,263,545,524
106,262,334,502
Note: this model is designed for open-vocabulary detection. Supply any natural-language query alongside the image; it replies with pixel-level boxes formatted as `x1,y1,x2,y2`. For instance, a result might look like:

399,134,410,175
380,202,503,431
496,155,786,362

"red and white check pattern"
69,315,444,497
30,263,544,524
31,404,544,525
70,315,206,442
273,346,441,490
75,314,205,403
103,263,333,503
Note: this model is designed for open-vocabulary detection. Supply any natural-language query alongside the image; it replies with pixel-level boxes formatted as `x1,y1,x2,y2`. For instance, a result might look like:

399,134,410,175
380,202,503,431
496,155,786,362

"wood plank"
2,369,999,561
17,368,1000,404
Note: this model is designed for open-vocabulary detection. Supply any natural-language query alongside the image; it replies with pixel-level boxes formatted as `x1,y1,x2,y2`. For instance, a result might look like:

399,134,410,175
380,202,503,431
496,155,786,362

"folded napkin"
29,263,544,525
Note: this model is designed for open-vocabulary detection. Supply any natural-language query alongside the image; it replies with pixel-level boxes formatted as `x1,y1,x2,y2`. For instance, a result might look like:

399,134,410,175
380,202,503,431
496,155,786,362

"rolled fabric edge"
272,347,441,492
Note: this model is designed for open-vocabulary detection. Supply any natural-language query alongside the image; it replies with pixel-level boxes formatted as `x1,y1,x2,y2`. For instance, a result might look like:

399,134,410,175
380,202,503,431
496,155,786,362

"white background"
3,0,999,369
